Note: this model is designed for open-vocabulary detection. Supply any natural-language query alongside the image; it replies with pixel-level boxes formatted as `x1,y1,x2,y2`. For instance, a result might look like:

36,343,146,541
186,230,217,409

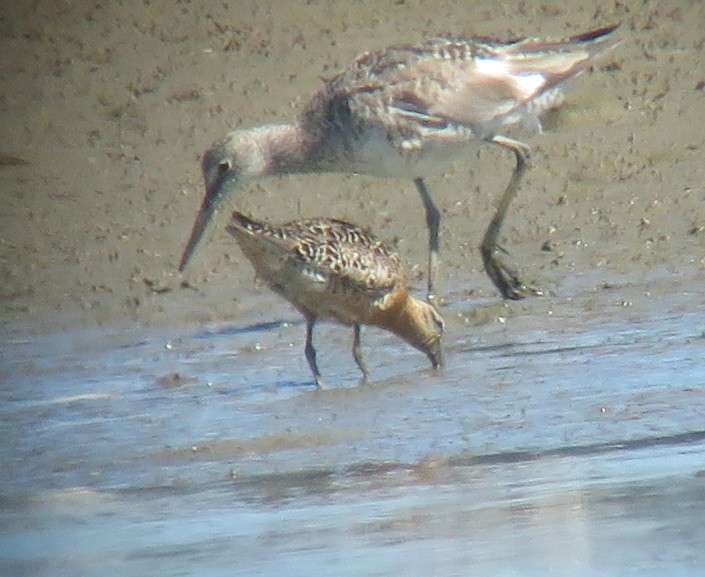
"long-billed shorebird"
226,211,444,387
180,24,621,301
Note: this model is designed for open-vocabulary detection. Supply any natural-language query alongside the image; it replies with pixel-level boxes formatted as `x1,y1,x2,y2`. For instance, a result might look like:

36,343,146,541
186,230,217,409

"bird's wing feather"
308,25,620,142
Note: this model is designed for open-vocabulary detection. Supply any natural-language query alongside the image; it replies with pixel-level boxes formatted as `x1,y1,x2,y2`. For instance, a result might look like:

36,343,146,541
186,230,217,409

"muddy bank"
1,0,704,333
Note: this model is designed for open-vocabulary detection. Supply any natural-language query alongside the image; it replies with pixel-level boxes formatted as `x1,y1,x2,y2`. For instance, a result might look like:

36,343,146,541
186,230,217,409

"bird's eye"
218,160,231,173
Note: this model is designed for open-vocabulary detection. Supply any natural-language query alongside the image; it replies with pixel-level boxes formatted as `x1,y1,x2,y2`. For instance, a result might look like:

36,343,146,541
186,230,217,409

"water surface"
1,296,704,576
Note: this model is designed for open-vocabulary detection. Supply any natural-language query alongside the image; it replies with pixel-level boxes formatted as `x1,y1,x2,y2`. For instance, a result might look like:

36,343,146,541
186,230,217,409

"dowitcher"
226,211,444,387
180,24,621,301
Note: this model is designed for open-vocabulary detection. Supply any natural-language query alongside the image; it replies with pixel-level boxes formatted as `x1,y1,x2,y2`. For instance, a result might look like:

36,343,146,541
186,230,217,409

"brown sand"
2,0,704,333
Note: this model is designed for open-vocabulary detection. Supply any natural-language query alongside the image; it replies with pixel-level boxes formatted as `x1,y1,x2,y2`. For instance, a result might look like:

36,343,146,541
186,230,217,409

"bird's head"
178,131,266,271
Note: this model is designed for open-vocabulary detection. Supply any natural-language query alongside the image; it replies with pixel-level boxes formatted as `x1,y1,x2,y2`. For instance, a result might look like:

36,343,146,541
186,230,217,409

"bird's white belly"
346,129,479,178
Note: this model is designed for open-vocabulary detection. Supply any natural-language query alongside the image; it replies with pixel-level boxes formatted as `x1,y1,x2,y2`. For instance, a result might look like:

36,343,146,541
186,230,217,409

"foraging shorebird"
180,24,621,301
226,211,444,387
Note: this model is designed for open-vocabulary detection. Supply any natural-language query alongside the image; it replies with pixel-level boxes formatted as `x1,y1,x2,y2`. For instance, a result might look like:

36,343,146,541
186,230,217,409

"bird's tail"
501,23,622,85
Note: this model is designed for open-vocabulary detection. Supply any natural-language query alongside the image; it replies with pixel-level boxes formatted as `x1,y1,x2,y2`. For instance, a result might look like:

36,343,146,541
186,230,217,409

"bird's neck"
255,122,321,176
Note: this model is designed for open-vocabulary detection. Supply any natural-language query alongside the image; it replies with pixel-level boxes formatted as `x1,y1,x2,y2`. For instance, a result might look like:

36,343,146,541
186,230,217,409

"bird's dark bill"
178,203,216,271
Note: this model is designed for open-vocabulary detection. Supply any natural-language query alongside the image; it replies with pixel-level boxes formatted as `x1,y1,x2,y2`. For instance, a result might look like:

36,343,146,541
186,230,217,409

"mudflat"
1,0,703,332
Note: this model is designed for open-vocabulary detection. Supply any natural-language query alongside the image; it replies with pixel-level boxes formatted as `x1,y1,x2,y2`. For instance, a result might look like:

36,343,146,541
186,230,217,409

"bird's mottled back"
302,24,621,146
228,213,403,299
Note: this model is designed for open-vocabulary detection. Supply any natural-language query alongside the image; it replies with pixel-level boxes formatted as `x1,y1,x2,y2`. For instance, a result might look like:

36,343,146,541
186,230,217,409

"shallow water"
1,296,704,577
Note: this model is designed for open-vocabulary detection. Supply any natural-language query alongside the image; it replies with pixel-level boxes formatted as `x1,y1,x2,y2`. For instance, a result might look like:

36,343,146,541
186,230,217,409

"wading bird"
181,24,620,302
226,211,444,387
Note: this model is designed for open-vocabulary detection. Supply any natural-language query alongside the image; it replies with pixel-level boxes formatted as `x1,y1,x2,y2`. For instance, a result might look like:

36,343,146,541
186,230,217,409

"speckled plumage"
227,212,444,387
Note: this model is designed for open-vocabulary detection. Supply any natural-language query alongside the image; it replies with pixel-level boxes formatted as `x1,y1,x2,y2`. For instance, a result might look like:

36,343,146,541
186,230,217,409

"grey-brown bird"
181,24,621,302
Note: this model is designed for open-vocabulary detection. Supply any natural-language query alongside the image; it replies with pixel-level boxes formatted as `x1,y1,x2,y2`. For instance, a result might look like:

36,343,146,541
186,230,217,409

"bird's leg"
352,323,370,383
480,135,538,300
414,177,441,304
304,317,324,388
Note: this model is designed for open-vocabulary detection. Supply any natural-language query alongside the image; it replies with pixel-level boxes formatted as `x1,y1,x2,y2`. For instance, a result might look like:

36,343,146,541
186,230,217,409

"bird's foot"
480,243,541,300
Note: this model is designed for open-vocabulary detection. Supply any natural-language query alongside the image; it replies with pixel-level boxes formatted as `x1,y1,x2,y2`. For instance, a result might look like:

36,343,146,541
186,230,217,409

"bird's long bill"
178,198,216,271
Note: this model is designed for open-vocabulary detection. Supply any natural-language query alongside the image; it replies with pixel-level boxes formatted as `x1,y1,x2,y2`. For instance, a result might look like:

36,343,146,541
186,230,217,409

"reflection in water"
1,307,704,576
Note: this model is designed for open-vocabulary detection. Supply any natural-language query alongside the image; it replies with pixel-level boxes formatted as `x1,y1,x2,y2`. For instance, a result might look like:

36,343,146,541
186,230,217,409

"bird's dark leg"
351,323,370,383
304,316,324,388
414,177,441,304
480,135,538,300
